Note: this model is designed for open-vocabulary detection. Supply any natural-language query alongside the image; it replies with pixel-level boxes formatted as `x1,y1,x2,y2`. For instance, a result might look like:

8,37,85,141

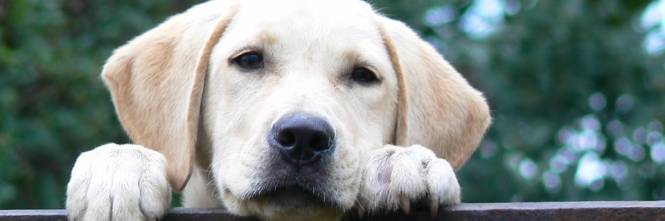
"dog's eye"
350,67,380,85
232,51,264,70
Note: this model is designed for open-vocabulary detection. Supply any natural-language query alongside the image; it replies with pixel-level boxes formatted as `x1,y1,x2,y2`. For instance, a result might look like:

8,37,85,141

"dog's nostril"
309,132,331,152
277,130,296,148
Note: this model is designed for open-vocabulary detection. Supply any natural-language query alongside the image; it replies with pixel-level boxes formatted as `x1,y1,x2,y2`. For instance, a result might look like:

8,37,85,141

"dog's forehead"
235,0,375,26
209,0,397,82
228,0,383,51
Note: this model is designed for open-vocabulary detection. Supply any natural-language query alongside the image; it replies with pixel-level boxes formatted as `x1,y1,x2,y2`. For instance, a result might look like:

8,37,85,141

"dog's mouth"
242,182,341,209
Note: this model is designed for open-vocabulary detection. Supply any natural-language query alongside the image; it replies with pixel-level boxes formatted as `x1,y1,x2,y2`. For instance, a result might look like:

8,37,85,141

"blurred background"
1,0,664,209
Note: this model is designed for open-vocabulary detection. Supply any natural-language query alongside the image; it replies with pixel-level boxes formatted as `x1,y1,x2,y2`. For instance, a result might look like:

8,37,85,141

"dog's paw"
66,143,171,221
357,144,460,216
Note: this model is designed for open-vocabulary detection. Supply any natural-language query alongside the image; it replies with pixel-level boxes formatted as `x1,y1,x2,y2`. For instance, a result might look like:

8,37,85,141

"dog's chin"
239,185,344,221
249,185,337,209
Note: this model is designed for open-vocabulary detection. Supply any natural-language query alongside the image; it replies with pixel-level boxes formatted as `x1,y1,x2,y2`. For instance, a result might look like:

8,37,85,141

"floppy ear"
378,17,491,170
101,1,237,191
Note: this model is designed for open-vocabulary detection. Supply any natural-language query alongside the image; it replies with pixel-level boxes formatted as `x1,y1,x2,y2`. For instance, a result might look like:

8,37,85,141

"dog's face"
202,0,397,218
101,0,490,220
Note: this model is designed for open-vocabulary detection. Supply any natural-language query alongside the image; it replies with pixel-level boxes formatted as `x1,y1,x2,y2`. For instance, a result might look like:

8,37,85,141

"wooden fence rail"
1,201,663,221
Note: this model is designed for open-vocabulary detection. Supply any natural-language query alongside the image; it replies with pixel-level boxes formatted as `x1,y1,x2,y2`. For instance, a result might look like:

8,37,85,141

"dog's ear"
378,17,491,170
101,2,237,191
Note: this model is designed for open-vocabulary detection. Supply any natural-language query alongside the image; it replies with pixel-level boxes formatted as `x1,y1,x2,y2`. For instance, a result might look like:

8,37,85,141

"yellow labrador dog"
66,0,490,220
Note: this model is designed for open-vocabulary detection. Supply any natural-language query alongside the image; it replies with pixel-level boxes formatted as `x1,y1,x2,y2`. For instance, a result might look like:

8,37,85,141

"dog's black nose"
268,113,335,166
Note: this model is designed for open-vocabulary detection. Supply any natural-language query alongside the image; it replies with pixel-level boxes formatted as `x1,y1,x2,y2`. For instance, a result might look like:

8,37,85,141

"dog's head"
101,0,490,220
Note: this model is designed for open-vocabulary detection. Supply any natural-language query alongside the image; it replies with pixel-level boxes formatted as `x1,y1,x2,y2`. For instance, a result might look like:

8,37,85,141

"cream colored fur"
66,0,491,221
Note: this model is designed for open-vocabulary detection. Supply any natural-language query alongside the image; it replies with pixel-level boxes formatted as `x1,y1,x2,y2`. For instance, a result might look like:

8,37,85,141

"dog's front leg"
357,144,461,216
66,143,171,221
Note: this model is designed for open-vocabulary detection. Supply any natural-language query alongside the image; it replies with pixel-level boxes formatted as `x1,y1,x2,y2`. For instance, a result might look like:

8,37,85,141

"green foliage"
378,0,665,202
461,1,665,202
0,0,202,208
0,0,663,208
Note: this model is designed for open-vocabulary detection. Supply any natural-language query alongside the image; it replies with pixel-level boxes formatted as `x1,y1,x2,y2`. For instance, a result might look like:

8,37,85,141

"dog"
65,0,491,220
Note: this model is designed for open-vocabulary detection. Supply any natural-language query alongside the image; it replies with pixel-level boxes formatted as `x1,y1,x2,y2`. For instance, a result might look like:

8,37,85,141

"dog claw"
400,196,410,214
430,202,439,217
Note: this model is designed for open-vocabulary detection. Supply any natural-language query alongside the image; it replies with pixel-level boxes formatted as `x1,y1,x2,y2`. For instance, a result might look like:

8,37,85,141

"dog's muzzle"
244,112,341,207
268,112,335,167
